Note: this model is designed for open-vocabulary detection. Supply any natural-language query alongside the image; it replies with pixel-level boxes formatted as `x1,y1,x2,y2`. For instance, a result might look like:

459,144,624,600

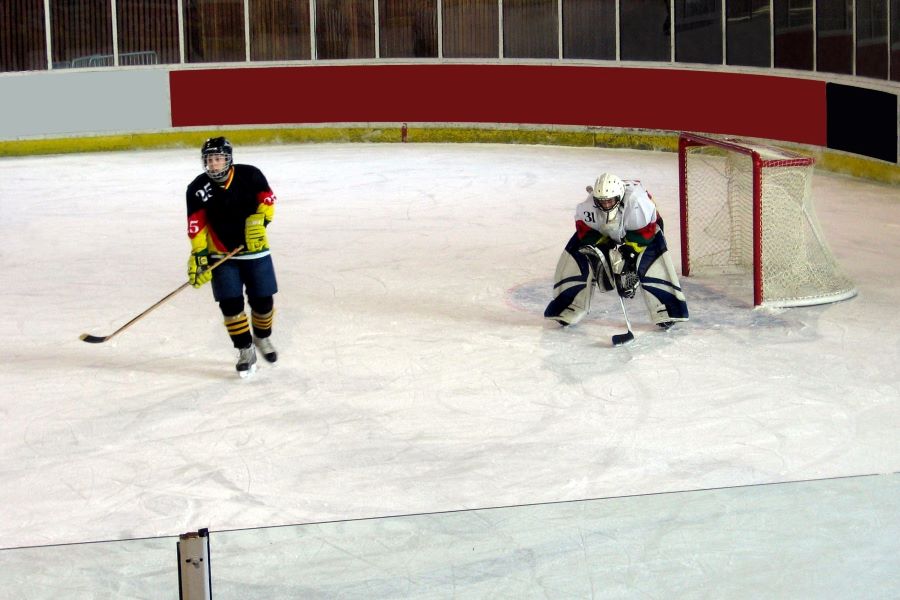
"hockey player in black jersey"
186,137,279,377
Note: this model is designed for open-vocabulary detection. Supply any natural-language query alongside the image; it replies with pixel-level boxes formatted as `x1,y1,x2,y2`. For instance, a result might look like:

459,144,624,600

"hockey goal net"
678,132,856,307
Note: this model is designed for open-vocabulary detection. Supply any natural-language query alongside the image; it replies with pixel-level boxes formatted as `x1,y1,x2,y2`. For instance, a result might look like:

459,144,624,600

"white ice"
0,143,898,597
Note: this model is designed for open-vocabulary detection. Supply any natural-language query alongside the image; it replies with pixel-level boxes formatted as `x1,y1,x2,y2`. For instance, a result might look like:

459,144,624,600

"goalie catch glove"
188,251,212,288
615,244,639,299
616,271,639,298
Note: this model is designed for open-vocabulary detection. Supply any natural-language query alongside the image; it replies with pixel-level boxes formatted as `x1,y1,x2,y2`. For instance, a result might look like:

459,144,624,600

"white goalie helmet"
591,173,625,214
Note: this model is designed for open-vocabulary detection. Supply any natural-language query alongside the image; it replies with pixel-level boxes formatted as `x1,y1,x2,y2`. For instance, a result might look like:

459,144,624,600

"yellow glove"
188,252,212,288
245,214,268,252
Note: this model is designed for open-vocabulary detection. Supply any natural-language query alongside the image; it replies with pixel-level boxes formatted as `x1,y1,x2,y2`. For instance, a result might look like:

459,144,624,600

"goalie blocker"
544,176,688,330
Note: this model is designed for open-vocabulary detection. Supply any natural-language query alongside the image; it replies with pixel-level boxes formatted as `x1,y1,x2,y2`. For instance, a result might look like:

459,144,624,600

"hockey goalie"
544,173,689,330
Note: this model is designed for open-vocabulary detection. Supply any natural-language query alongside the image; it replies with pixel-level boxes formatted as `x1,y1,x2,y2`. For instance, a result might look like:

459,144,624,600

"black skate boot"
254,336,277,363
236,344,257,377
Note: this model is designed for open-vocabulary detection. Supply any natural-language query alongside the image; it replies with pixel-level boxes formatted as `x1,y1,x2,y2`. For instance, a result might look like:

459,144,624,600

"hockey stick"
79,246,243,344
580,245,635,346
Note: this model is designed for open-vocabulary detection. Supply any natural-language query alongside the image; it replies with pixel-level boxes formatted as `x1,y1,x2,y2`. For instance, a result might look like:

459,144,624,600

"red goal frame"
678,132,816,307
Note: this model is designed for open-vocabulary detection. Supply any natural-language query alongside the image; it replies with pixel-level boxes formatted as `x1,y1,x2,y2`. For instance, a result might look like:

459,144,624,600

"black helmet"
201,137,233,183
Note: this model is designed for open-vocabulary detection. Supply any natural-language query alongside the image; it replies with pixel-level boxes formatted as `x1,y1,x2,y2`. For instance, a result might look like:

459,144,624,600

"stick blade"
80,333,108,344
611,331,635,346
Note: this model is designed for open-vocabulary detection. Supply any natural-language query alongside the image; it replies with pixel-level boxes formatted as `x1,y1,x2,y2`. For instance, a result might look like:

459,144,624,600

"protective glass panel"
315,0,375,59
1,0,47,72
774,0,814,70
116,0,179,66
893,0,900,80
562,0,615,60
0,536,176,599
50,0,113,69
855,0,889,79
3,477,895,597
250,0,311,61
816,0,853,74
442,0,498,58
676,0,723,64
207,476,895,596
503,0,558,58
184,0,245,63
620,1,671,61
379,0,438,58
727,0,771,67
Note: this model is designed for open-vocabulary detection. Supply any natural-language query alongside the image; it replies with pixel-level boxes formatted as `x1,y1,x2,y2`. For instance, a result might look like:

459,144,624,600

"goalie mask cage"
678,132,857,307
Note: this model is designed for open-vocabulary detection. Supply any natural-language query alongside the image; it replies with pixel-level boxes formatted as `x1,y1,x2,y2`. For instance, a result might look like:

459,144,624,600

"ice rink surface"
0,143,898,597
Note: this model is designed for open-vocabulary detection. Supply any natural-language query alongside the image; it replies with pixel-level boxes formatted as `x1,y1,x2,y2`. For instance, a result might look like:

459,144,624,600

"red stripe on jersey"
207,228,228,253
257,190,275,205
187,210,207,239
633,219,657,241
575,220,594,240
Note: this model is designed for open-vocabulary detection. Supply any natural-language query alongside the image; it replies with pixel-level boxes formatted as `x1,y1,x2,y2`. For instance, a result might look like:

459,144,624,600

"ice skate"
236,344,257,378
254,336,277,363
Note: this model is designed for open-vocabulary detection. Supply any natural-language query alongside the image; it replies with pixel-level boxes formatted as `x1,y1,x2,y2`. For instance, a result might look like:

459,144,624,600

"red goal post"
678,132,856,307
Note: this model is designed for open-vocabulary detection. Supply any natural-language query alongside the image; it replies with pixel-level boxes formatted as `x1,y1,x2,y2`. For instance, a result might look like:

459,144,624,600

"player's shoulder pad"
187,173,210,193
624,180,651,203
575,196,595,215
233,163,264,175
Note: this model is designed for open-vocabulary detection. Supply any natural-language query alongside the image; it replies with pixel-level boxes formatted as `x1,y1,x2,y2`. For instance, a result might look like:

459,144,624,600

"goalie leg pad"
636,233,689,325
544,234,596,326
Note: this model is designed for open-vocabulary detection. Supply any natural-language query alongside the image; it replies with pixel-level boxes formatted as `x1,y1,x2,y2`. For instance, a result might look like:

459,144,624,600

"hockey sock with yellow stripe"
251,309,274,338
224,312,252,349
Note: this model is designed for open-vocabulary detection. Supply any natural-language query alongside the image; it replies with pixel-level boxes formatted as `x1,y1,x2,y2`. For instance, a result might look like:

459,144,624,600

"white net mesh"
682,136,856,307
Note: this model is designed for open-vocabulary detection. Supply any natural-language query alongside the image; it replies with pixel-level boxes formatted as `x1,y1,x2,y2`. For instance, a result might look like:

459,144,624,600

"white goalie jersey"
575,180,657,244
545,179,689,329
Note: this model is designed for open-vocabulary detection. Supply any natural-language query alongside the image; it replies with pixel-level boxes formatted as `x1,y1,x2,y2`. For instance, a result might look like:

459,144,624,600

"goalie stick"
79,246,243,344
580,245,635,346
